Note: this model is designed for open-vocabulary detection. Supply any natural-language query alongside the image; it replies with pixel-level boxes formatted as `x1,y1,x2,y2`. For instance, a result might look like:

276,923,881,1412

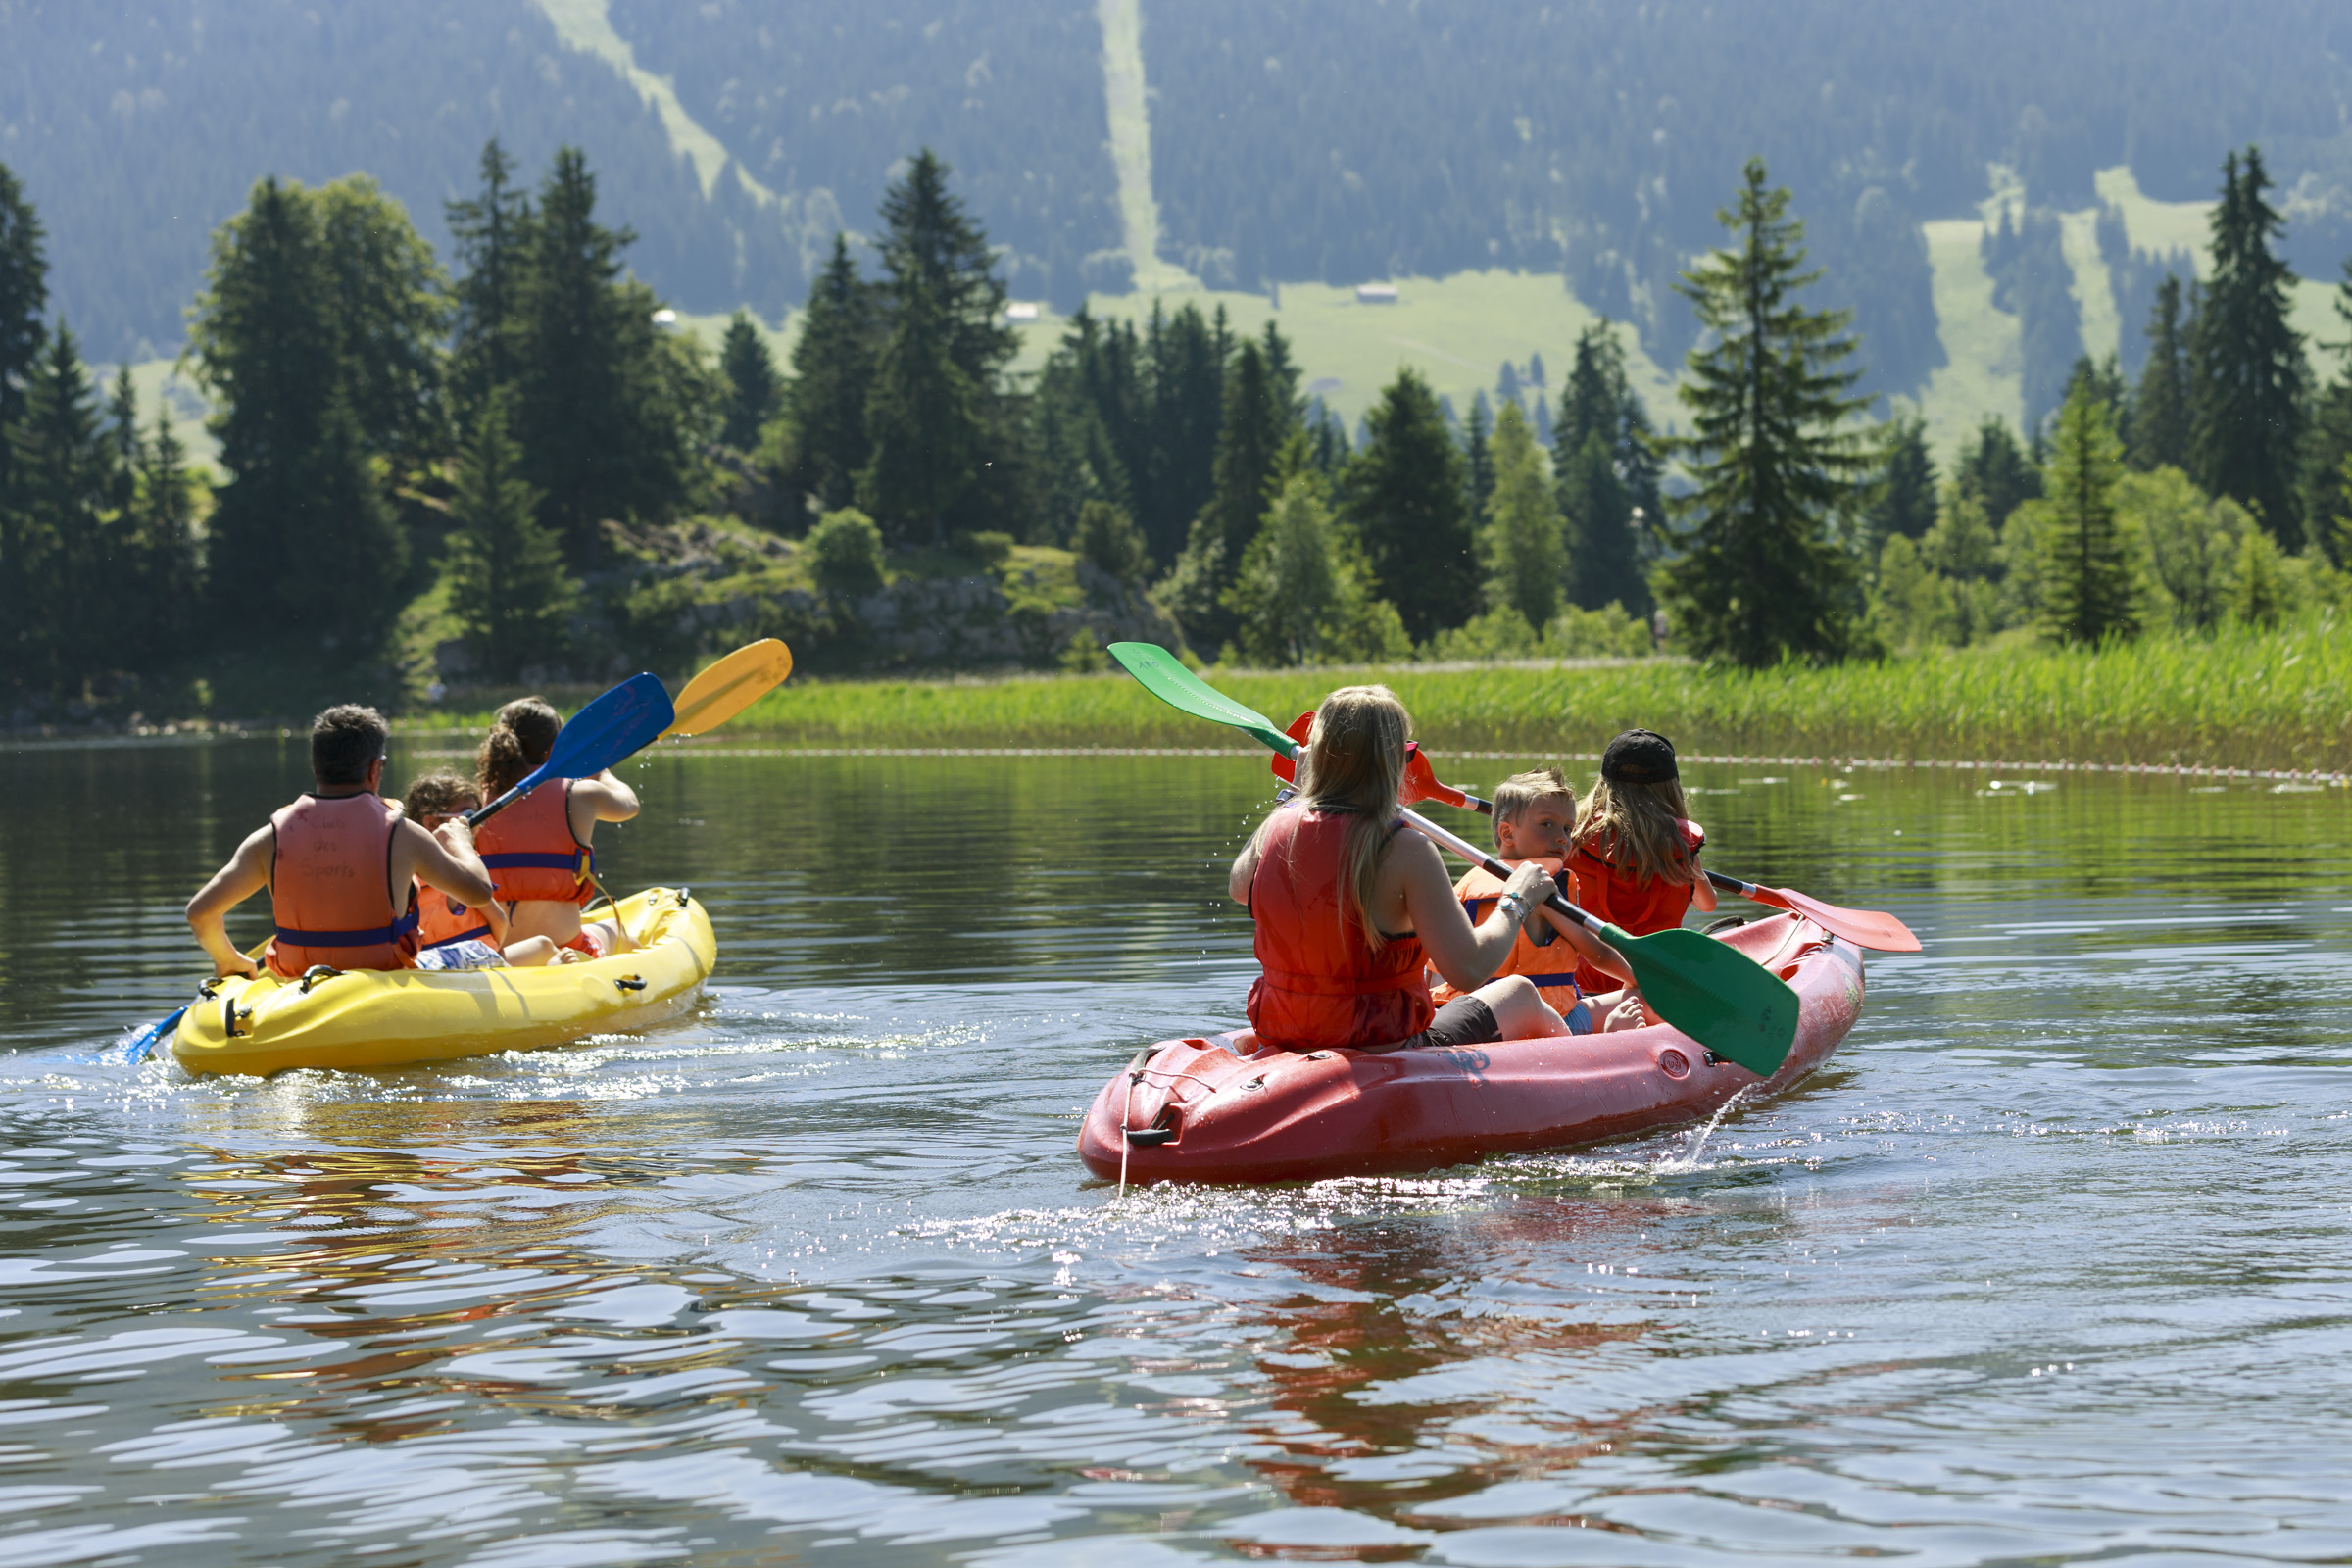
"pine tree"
2130,272,2192,472
1481,400,1566,630
2036,379,2137,645
0,159,45,507
2298,262,2352,565
5,325,107,691
1344,367,1477,643
1196,336,1293,568
1141,301,1226,565
2191,147,2307,543
127,407,199,661
286,387,407,647
1956,416,2042,531
1259,318,1300,417
102,365,138,515
1163,336,1295,648
315,174,448,470
1462,393,1496,520
1560,429,1642,613
514,147,688,558
718,311,781,451
784,234,882,518
1554,318,1663,550
443,388,575,680
189,174,341,626
1867,416,1937,545
857,149,1018,546
1304,398,1350,477
1655,159,1873,667
446,139,530,425
2067,354,2130,451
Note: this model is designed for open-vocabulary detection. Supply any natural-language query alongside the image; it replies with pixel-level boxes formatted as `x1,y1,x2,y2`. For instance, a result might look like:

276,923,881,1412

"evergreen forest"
7,127,2352,724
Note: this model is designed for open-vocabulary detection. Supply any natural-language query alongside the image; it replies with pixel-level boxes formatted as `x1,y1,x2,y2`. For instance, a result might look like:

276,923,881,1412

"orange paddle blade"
661,639,793,739
1740,881,1922,953
1270,712,1463,809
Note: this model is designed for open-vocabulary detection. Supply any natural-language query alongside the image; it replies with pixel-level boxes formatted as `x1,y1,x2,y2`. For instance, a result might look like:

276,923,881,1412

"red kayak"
1078,913,1863,1185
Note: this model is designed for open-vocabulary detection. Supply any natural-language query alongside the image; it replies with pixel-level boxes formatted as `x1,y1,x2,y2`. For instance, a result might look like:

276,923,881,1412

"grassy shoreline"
668,615,2351,771
34,616,2341,773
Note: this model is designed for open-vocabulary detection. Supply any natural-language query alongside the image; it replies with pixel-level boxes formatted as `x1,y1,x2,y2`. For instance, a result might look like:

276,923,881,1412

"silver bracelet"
1495,891,1530,923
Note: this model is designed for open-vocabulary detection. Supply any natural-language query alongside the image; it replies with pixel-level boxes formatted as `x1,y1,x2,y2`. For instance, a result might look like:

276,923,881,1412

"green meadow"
632,613,2352,772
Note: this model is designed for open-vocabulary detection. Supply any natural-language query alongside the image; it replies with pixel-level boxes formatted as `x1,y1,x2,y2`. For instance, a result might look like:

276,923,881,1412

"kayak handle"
299,965,343,995
614,975,648,992
223,998,252,1039
1125,1122,1177,1147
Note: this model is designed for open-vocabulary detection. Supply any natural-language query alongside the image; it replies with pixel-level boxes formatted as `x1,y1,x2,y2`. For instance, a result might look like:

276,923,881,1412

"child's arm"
1533,904,1634,985
1690,854,1718,912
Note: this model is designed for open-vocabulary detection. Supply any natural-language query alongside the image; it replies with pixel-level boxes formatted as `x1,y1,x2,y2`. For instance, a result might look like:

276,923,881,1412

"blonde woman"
1227,686,1582,1054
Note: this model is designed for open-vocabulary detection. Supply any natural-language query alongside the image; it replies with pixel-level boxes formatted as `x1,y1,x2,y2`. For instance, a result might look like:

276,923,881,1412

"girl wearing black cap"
1567,728,1716,996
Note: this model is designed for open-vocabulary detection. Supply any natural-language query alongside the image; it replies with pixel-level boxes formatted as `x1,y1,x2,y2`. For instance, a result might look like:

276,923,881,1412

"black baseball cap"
1600,728,1678,784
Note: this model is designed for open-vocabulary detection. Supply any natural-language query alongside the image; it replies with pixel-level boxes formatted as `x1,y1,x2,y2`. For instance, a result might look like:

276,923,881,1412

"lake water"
1,736,2349,1567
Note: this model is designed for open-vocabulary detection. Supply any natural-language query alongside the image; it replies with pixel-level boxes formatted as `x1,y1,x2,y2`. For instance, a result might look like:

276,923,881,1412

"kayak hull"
172,887,715,1075
1077,912,1862,1184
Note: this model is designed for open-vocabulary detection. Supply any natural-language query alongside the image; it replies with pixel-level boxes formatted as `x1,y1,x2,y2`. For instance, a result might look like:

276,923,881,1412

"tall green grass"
418,614,2351,771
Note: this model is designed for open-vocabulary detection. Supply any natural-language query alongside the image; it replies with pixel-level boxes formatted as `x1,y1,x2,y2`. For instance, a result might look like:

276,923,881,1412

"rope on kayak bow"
1117,1042,1158,1198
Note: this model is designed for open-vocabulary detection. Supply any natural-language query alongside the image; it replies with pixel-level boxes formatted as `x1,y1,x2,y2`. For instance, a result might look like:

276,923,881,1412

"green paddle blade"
1602,920,1799,1077
1107,643,1299,756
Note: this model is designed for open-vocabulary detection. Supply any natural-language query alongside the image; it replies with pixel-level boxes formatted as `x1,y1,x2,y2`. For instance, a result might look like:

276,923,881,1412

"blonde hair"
1491,767,1574,851
1265,684,1412,950
403,770,480,820
476,696,563,801
1574,774,1699,887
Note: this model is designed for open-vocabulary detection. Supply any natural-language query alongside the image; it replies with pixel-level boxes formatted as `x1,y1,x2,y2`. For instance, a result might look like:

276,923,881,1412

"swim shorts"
416,939,508,971
1384,995,1500,1053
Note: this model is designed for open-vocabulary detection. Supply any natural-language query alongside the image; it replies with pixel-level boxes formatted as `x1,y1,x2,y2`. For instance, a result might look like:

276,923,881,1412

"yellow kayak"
172,887,716,1075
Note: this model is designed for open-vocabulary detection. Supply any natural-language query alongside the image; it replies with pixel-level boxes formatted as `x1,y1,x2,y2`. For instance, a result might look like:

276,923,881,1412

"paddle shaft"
1406,769,1887,931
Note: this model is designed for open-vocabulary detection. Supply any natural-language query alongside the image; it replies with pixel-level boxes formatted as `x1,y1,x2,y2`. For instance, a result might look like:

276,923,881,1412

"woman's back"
1247,806,1434,1051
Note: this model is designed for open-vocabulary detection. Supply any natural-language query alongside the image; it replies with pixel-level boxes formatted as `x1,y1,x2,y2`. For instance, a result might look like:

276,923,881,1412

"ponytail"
475,695,563,801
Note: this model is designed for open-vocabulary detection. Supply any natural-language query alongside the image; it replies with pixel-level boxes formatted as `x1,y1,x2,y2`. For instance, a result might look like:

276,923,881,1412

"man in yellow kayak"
184,705,503,980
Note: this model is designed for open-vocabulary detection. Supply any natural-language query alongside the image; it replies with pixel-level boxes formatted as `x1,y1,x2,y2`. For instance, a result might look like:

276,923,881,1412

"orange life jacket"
413,882,493,950
1246,806,1434,1052
474,779,597,906
1569,816,1705,993
1428,858,1591,1030
264,792,419,978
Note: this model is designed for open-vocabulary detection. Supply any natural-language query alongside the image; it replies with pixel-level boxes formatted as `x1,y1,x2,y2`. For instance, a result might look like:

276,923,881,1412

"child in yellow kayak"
1430,767,1648,1031
402,772,560,970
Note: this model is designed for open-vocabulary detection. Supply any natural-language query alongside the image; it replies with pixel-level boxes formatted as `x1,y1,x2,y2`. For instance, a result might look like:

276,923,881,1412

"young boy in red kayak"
1568,728,1716,999
184,706,502,980
1430,767,1647,1031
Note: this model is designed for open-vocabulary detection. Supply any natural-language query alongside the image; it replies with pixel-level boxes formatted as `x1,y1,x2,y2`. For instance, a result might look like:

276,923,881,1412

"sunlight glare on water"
1,739,2350,1565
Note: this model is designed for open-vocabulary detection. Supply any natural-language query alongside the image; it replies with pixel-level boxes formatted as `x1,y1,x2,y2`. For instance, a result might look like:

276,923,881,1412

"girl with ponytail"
471,696,644,961
1226,685,1587,1054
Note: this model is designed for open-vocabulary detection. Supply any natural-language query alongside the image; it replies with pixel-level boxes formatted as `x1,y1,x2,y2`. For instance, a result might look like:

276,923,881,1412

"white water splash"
1653,1088,1754,1175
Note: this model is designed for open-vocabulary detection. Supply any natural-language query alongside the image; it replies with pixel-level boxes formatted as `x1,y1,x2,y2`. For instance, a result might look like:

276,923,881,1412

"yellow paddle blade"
660,639,793,739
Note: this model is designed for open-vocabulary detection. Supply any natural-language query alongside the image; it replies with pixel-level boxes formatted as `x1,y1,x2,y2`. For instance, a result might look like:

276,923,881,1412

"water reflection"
1,741,2350,1562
